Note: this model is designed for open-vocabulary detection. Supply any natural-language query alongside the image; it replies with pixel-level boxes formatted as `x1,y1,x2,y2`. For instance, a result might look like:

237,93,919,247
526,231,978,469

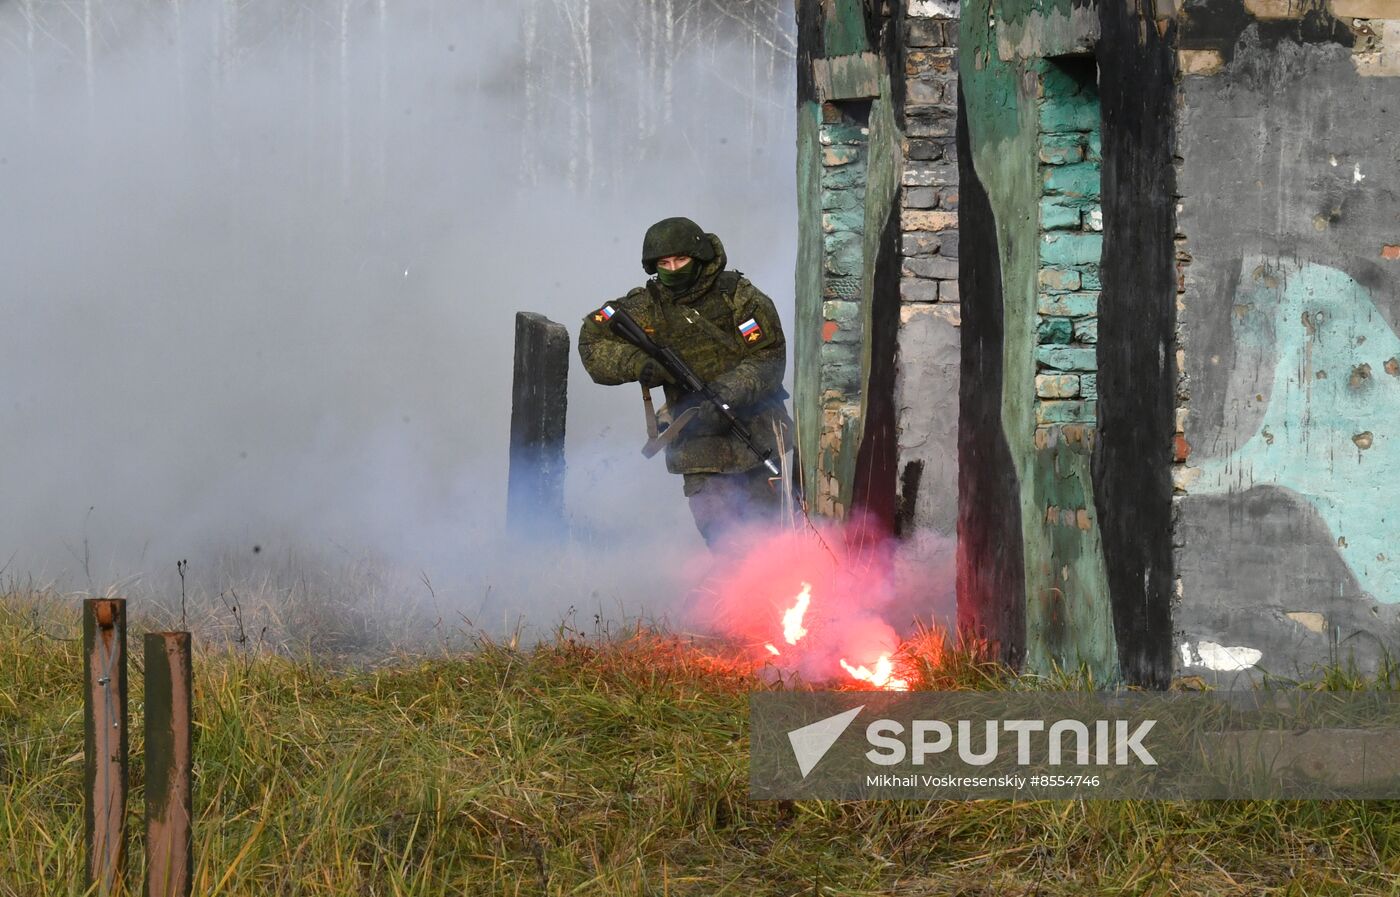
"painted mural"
1187,258,1399,606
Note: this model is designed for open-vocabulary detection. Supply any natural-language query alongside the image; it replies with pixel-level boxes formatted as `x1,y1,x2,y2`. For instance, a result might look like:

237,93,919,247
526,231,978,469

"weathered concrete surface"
894,303,960,536
1175,13,1400,678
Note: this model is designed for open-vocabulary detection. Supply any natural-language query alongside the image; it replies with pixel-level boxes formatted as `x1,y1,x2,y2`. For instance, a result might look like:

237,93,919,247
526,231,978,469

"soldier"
579,216,793,548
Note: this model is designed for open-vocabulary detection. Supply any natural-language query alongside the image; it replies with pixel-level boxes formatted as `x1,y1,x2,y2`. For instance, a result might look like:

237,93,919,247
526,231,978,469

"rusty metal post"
84,598,129,896
144,632,193,897
507,311,569,536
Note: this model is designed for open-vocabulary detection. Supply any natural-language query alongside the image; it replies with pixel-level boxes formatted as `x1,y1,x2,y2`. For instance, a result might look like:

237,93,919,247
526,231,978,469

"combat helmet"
641,217,716,274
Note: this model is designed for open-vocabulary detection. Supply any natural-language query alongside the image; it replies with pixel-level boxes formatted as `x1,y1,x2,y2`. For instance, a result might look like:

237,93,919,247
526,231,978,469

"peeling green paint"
795,100,824,506
962,3,1118,683
823,0,869,57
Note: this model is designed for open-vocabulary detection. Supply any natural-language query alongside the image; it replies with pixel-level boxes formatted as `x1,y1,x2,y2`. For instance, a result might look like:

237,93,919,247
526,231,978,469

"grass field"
3,587,1399,896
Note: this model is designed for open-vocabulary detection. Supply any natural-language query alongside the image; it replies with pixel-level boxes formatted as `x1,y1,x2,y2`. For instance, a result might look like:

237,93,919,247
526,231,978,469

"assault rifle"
602,304,781,477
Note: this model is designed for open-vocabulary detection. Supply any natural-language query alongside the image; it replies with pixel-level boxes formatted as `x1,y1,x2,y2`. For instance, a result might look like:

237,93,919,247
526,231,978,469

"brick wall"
1033,58,1102,435
894,1,961,540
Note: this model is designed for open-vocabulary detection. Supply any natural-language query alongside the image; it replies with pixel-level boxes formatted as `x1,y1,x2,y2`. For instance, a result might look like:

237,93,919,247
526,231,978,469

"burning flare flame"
839,654,909,691
764,581,812,656
762,581,909,691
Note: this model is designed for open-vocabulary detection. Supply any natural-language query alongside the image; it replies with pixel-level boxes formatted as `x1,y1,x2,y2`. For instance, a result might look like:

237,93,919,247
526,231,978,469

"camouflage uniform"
579,226,793,547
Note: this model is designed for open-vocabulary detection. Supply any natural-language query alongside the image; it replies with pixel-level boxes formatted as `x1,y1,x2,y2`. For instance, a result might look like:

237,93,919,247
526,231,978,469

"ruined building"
794,0,1400,686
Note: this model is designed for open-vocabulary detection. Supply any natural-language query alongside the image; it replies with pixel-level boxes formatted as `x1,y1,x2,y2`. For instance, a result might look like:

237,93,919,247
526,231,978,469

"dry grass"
3,586,1399,896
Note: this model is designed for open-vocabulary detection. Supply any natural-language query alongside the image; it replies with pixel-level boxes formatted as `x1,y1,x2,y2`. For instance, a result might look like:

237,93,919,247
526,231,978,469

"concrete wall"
1173,0,1400,680
792,0,1397,685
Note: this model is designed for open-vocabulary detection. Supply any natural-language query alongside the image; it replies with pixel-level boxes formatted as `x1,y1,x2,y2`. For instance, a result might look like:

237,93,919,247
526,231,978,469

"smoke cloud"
0,0,797,639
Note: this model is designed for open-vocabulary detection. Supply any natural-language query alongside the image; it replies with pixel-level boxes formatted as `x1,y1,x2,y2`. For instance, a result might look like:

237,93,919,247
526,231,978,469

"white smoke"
0,0,796,641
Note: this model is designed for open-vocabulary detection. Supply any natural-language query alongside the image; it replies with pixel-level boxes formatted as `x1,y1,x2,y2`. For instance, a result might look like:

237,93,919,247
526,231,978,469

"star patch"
738,317,763,343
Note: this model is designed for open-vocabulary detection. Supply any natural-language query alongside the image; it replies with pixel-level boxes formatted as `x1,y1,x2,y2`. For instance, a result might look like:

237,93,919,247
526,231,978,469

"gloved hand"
635,357,677,389
679,389,733,435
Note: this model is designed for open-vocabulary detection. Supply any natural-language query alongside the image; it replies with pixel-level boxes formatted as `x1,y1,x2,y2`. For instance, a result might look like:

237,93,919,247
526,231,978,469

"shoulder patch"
591,304,618,324
738,316,763,344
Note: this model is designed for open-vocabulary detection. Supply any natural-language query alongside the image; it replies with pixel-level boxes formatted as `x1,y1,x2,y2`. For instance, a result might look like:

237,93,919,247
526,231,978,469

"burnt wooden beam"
507,312,569,535
84,598,129,897
144,632,194,897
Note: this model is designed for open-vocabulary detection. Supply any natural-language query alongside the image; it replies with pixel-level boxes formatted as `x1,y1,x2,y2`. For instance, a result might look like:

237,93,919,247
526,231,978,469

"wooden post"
144,632,193,897
84,598,128,896
507,311,569,535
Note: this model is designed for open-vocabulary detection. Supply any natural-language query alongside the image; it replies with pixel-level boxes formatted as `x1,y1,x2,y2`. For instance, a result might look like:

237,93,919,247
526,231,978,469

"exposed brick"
939,279,960,303
1073,318,1099,343
902,231,942,256
1039,134,1086,165
939,232,960,258
900,277,939,304
907,139,945,161
904,255,959,279
1040,197,1080,230
1173,432,1192,462
1036,373,1081,398
1037,291,1098,317
822,188,860,212
1043,163,1101,199
823,299,861,325
1080,268,1101,290
822,145,860,167
906,109,957,138
1383,245,1400,260
902,210,958,231
938,188,960,210
1036,345,1098,371
906,19,944,48
907,49,957,75
1080,373,1098,399
904,186,939,209
1036,400,1097,425
822,122,868,145
1038,267,1081,291
907,78,948,107
821,165,863,190
902,161,958,187
1040,232,1103,267
1037,317,1074,344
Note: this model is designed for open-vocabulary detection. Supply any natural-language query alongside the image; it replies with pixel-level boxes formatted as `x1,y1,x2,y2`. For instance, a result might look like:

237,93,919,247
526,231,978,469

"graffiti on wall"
1187,257,1400,604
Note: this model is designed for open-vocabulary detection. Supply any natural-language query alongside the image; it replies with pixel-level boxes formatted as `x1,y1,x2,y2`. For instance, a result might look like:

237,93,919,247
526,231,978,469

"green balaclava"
656,257,700,290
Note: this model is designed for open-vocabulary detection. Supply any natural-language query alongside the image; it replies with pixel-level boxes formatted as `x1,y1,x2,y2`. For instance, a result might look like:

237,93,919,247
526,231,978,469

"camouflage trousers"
681,459,791,549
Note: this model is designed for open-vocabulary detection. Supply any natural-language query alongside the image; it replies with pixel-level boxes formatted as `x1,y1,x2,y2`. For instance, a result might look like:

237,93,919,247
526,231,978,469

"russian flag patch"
592,304,617,324
738,317,763,343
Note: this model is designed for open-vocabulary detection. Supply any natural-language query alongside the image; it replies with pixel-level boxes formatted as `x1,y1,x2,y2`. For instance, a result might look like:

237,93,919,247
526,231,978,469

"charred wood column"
507,312,569,535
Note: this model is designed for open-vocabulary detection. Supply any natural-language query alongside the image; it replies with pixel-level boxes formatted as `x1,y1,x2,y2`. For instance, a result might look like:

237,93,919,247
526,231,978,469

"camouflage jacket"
579,233,792,475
